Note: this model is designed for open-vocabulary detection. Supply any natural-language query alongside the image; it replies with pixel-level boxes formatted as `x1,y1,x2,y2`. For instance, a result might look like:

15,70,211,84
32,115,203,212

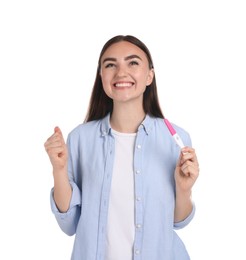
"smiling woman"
85,35,163,124
44,35,199,260
100,41,154,125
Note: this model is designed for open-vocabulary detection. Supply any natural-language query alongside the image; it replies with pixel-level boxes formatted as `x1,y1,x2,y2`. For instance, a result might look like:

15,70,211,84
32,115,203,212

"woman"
44,35,199,260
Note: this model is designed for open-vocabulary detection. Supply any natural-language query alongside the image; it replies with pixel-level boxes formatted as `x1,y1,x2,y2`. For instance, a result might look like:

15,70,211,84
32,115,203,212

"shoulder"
67,118,104,143
71,119,101,134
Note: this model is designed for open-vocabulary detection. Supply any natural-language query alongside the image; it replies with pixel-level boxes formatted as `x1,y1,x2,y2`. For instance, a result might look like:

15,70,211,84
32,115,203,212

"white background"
1,0,246,259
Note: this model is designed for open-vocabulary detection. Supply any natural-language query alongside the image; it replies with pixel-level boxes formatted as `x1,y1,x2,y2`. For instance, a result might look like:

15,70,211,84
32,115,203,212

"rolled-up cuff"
174,203,196,230
50,182,81,218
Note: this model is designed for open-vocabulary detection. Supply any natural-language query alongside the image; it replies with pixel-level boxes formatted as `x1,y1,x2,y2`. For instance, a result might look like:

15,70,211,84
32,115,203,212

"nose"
115,65,128,77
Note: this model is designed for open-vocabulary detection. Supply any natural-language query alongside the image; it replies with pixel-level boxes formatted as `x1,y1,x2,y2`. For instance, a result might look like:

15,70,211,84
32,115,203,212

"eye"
129,60,139,66
105,63,115,68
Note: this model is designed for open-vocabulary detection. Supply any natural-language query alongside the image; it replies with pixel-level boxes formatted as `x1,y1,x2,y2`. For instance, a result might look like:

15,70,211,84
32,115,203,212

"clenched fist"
175,147,199,193
44,127,68,171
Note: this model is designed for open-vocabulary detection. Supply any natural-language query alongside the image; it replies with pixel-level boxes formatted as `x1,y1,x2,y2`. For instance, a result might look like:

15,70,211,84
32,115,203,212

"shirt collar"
139,114,155,135
100,113,111,136
100,113,156,136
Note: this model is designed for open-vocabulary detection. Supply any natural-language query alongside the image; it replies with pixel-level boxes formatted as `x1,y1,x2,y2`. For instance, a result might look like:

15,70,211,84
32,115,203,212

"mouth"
113,82,134,88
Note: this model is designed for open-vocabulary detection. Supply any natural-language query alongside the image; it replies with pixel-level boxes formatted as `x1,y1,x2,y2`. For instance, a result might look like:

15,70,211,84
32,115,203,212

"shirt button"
137,144,141,149
136,224,142,229
136,196,141,201
135,249,140,255
135,170,140,174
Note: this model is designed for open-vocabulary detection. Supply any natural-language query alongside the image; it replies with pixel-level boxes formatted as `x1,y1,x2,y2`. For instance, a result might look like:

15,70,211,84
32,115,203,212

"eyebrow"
102,54,142,64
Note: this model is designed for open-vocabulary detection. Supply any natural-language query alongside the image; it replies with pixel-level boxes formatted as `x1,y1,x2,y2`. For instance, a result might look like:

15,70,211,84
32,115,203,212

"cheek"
101,75,112,96
100,74,108,88
136,71,151,85
101,71,112,84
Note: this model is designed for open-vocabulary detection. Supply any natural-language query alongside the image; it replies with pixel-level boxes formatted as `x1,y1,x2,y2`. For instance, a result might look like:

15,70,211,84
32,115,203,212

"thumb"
176,152,182,167
54,126,66,147
54,126,65,142
54,126,62,134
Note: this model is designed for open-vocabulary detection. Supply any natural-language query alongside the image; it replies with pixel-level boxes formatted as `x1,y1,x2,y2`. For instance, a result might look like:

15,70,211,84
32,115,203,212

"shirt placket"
133,130,145,259
97,133,115,260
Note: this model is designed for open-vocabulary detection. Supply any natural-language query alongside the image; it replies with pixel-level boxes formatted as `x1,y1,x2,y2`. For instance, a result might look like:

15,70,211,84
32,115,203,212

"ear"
146,68,154,86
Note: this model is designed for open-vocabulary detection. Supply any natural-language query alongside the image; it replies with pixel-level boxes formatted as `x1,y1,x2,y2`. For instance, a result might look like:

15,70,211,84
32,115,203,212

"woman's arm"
44,127,72,212
174,147,199,222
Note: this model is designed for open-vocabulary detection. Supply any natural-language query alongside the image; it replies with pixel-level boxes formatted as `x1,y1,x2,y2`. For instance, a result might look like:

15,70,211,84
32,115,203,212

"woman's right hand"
44,127,72,212
44,126,68,171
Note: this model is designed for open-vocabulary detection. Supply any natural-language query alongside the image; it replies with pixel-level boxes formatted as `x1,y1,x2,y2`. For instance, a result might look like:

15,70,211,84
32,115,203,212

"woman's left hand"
175,147,199,193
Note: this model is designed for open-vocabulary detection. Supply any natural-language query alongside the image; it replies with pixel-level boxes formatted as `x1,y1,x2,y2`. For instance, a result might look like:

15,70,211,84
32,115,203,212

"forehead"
101,41,148,61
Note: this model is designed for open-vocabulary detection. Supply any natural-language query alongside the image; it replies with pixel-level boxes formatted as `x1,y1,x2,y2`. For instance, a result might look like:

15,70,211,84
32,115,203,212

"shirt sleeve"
173,126,196,229
173,203,196,229
50,181,82,236
49,128,83,235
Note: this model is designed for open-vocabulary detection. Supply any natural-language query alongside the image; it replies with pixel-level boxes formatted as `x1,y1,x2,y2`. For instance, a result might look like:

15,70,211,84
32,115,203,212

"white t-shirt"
105,129,136,260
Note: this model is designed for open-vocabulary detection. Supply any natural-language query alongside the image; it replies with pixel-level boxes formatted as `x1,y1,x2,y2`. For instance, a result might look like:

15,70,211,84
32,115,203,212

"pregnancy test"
164,118,185,149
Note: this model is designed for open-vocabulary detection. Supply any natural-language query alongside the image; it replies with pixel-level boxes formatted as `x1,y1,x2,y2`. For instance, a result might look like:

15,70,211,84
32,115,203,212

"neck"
110,101,146,133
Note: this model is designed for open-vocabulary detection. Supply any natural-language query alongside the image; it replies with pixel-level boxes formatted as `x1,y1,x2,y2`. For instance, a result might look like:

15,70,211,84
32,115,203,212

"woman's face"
100,41,154,104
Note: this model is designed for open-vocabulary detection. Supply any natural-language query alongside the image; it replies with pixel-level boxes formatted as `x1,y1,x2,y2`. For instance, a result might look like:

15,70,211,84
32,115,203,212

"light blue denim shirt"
50,113,195,260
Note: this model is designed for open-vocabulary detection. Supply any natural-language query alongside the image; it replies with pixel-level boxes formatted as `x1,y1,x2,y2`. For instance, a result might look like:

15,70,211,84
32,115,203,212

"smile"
114,82,134,88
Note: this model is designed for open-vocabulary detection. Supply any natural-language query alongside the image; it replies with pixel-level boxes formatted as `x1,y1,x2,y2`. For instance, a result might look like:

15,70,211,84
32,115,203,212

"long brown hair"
84,35,164,122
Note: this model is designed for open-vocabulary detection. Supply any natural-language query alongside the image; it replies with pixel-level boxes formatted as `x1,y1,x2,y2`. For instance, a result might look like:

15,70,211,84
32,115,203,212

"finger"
45,140,63,149
44,132,63,145
181,163,199,178
47,146,65,155
45,128,65,145
54,126,66,144
181,146,195,154
54,126,61,134
176,151,183,167
181,148,198,165
45,129,60,144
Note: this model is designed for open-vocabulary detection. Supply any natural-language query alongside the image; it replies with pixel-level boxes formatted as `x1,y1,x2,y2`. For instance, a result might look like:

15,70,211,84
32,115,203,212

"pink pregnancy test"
164,118,185,149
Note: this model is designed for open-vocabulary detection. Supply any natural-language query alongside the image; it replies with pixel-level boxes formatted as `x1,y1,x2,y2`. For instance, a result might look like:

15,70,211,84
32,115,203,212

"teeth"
115,82,133,87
